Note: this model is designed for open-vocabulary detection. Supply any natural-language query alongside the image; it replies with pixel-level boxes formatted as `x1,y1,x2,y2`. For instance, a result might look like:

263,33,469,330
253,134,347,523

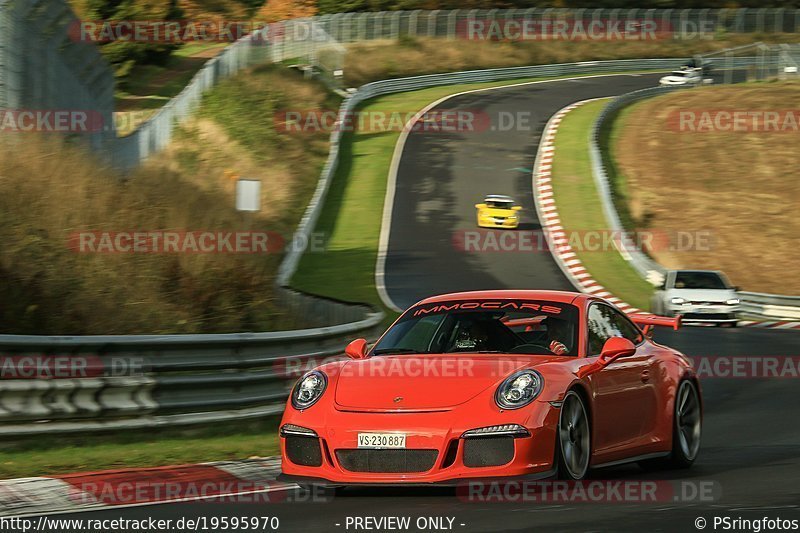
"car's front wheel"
557,390,591,480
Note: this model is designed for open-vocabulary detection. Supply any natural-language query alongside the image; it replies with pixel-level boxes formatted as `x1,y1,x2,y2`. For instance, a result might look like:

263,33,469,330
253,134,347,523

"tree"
257,0,318,22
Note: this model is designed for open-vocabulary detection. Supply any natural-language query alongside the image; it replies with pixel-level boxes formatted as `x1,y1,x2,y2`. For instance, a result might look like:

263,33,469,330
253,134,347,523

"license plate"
357,433,406,449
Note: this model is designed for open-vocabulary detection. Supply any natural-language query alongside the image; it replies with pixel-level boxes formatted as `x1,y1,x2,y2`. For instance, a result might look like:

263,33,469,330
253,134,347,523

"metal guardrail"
739,292,800,320
590,84,685,285
590,60,800,319
0,315,383,436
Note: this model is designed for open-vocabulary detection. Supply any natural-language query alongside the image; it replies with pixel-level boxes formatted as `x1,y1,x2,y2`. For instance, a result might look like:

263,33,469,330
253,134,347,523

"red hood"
333,355,560,411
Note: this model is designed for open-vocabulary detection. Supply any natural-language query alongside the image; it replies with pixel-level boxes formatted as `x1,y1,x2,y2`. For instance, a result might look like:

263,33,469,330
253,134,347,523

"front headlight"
670,297,686,305
726,298,740,305
495,370,543,410
291,370,327,410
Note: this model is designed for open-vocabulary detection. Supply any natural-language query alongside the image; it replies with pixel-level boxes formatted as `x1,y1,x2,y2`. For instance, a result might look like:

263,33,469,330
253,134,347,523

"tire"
639,379,702,472
669,380,702,468
556,390,591,480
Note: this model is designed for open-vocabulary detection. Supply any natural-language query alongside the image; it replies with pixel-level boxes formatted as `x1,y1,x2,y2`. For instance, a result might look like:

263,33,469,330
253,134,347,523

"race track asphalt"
47,71,800,533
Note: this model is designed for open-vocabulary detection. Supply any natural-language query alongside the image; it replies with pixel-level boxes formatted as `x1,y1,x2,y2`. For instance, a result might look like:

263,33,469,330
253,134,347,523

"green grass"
599,104,640,231
0,418,280,479
116,43,230,114
549,99,654,311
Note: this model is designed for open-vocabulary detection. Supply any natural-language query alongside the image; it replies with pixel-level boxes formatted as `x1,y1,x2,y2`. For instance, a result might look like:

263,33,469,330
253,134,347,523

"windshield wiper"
372,348,425,355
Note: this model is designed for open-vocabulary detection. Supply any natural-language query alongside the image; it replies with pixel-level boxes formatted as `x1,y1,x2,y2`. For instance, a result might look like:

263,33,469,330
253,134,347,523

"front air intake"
463,436,515,467
285,436,323,467
336,449,438,473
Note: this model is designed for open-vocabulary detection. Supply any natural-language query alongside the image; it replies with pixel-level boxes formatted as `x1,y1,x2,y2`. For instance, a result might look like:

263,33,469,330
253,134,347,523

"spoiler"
629,314,682,331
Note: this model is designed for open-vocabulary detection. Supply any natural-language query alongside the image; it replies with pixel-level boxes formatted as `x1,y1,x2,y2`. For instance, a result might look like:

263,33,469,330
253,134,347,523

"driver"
542,317,570,355
454,320,491,351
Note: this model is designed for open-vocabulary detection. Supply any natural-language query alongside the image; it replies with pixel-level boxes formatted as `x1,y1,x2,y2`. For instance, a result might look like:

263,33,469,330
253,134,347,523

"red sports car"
278,290,701,485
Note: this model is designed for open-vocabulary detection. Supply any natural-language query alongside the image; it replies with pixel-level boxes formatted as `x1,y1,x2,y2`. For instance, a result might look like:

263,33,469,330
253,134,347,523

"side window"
608,308,644,345
587,304,643,356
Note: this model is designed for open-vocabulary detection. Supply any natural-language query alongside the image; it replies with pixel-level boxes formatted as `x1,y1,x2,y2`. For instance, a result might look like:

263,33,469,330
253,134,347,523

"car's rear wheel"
557,391,591,480
639,379,702,471
671,379,702,467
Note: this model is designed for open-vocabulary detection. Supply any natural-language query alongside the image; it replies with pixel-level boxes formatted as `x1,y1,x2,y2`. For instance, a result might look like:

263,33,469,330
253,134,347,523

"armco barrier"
0,313,381,436
739,292,800,320
590,77,800,320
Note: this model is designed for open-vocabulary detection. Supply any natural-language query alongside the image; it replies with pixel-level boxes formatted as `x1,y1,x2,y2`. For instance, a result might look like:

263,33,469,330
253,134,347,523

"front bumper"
668,304,739,324
478,217,519,229
277,467,557,488
279,402,559,485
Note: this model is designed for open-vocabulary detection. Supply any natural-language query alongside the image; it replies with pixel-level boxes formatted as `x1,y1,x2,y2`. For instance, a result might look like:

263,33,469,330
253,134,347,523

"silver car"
651,270,740,326
659,68,704,86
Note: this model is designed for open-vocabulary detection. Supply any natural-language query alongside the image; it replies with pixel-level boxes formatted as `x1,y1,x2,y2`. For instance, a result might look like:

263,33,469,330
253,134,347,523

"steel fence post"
409,10,420,37
774,8,785,33
391,11,400,40
358,11,368,41
374,11,384,40
447,10,459,40
428,9,440,38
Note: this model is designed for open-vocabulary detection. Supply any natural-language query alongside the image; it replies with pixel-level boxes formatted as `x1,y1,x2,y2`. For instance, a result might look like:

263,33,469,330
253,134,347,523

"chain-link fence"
314,8,800,42
0,0,114,150
4,5,800,169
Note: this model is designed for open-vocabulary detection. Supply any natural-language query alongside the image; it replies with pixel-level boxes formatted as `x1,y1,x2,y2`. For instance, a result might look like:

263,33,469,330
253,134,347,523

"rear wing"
629,314,682,332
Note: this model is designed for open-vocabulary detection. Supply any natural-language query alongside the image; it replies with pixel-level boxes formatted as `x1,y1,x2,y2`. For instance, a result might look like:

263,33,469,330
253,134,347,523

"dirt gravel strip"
0,457,292,518
531,100,800,331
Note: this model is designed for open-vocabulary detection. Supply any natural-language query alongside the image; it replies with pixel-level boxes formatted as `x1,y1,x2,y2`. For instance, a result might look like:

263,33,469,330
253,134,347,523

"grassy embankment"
0,65,337,335
608,81,800,295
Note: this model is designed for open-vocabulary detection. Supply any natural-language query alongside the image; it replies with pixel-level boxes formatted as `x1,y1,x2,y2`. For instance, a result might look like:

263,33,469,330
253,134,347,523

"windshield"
372,299,579,356
674,271,729,290
485,200,514,209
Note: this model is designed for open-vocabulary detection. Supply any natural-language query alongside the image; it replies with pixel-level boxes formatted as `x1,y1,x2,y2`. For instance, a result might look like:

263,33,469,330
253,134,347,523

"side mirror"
512,205,522,211
599,337,637,365
576,337,637,379
733,286,740,292
345,338,369,360
475,203,485,209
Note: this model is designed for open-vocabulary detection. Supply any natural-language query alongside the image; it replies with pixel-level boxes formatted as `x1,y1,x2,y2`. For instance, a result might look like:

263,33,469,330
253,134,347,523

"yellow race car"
475,195,522,229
